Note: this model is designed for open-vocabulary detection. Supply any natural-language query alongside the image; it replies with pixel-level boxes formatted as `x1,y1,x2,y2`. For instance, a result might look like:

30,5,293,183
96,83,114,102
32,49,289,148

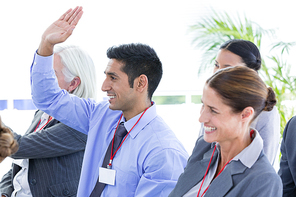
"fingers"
10,140,19,155
62,6,83,25
0,121,18,157
0,133,14,146
69,9,83,26
0,134,19,158
59,8,73,21
0,119,12,136
61,6,83,38
0,147,11,157
64,6,78,22
38,6,83,56
0,116,4,130
0,136,13,157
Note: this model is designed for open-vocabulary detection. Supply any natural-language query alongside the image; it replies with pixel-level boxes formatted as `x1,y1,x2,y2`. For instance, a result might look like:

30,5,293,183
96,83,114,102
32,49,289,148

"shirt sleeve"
278,116,296,196
11,123,87,159
30,52,97,134
134,148,187,197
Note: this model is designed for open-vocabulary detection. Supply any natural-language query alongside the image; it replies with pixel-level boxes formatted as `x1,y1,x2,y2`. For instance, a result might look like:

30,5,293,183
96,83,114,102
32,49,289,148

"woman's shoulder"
257,105,279,121
234,153,281,186
247,153,279,179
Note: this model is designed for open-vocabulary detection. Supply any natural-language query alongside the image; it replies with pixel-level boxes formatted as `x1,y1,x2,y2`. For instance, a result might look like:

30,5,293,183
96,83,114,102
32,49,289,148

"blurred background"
1,0,295,177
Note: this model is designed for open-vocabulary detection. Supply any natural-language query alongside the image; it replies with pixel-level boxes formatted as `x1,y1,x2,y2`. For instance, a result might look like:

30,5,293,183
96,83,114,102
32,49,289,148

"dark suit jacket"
169,136,282,197
0,110,87,197
279,116,296,196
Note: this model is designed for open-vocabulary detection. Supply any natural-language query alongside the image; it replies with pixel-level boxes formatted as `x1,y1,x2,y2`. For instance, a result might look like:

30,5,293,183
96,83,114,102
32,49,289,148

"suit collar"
44,118,59,129
26,110,43,134
179,145,218,196
27,110,59,134
204,160,247,197
180,143,248,197
203,142,217,159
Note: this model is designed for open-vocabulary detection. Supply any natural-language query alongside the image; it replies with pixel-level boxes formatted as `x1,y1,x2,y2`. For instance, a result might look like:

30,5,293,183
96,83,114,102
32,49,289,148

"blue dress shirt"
30,52,189,197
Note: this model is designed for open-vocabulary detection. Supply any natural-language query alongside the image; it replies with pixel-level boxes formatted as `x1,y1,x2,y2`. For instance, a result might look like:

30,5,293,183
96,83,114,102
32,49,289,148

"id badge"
99,167,116,185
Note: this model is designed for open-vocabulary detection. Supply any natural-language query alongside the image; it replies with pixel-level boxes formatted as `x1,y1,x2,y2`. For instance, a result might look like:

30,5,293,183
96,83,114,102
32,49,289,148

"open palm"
42,6,83,45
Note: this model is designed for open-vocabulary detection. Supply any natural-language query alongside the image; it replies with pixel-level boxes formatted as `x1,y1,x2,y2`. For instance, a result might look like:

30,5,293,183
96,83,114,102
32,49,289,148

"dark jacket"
0,110,87,197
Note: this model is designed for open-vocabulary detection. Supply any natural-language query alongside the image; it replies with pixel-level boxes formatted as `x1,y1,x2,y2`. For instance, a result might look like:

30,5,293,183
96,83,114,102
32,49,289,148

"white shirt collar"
214,129,263,168
41,112,51,121
232,129,263,168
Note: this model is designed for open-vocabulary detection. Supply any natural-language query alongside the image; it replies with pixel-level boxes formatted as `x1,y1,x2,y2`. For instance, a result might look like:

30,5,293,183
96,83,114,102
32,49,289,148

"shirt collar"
121,102,157,139
41,112,51,121
212,129,263,169
232,129,263,168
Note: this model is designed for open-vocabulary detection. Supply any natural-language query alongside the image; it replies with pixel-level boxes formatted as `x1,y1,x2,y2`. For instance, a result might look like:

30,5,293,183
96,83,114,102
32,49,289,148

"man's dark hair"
107,43,162,100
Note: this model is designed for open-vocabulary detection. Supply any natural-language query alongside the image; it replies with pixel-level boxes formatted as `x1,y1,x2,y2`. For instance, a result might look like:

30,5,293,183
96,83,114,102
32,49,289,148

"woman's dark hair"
220,39,261,72
206,66,276,121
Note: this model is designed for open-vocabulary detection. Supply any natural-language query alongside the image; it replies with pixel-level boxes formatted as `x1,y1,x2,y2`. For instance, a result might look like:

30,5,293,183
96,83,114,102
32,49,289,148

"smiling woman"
203,66,274,143
169,66,282,197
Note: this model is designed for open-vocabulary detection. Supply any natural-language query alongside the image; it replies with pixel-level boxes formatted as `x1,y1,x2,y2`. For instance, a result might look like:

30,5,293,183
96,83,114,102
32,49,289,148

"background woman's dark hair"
206,66,276,121
220,39,261,72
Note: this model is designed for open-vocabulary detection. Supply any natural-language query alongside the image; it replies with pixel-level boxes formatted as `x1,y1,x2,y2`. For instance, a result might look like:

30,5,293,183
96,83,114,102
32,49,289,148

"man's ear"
241,107,254,122
135,74,148,92
69,76,81,93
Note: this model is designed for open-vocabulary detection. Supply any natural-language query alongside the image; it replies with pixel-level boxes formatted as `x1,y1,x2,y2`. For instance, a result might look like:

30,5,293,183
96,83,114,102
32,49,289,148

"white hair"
54,45,97,100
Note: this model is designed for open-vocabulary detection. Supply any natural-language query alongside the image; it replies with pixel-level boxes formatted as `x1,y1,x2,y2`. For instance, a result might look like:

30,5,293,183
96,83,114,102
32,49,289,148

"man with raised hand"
31,6,188,196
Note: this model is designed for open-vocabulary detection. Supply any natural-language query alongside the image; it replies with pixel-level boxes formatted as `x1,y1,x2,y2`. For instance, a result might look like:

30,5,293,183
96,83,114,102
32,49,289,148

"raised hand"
38,6,83,56
0,118,18,163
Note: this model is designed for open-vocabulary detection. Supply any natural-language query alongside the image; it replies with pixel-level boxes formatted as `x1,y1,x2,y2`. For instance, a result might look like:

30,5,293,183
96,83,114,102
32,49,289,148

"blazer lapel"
26,110,58,134
179,146,219,196
205,160,247,197
26,110,43,134
43,118,59,129
12,163,22,177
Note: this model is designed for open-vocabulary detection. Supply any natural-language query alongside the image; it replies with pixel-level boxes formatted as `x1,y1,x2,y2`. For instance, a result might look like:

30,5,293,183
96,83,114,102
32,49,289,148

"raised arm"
31,7,97,134
38,6,83,56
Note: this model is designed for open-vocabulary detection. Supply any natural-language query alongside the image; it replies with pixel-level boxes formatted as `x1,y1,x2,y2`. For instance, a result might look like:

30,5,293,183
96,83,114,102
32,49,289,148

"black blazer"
0,110,87,197
279,116,296,196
